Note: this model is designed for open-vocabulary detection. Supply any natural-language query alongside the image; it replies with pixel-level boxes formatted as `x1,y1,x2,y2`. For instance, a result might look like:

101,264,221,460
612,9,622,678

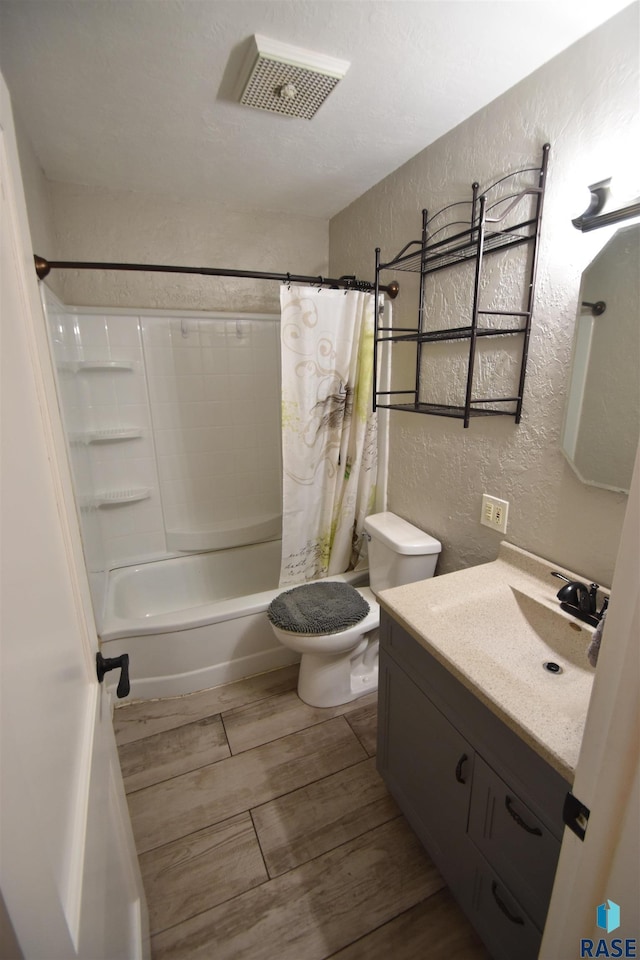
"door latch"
96,652,130,699
563,790,590,841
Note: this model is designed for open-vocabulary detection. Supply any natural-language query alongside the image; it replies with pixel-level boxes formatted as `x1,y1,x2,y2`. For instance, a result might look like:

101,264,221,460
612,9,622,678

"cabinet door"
378,648,474,881
468,756,561,929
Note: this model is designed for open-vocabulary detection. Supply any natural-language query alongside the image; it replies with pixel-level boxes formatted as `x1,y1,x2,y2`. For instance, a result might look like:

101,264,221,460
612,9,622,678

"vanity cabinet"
377,610,570,960
377,648,474,878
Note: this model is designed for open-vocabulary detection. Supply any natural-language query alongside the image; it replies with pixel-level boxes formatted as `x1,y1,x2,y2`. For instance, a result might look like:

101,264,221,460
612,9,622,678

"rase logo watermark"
580,900,637,958
599,902,622,934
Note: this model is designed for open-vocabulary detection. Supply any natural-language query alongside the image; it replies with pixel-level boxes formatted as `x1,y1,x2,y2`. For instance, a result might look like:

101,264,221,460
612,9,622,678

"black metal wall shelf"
373,144,549,427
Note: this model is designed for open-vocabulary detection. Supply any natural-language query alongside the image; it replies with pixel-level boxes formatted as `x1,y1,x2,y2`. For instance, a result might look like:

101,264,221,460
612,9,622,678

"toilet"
268,512,441,708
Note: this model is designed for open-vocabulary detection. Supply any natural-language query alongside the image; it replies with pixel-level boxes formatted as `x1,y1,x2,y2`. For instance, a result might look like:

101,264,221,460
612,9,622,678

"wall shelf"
373,144,550,427
374,402,519,420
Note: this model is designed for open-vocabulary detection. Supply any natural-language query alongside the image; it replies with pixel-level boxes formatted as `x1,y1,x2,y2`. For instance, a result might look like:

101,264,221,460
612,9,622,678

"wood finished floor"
115,665,491,960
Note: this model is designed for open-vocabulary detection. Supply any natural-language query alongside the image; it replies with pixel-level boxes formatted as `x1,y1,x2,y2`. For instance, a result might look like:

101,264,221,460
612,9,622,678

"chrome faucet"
551,572,609,627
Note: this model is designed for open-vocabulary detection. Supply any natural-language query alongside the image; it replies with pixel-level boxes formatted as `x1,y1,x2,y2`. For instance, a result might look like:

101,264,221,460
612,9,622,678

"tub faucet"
550,572,608,627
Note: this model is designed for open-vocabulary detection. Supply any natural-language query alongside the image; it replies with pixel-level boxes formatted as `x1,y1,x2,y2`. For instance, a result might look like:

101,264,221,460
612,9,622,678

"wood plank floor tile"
128,717,366,854
140,813,268,936
150,816,444,960
114,664,299,746
223,689,377,754
343,700,378,756
252,757,398,877
327,888,492,960
118,715,230,793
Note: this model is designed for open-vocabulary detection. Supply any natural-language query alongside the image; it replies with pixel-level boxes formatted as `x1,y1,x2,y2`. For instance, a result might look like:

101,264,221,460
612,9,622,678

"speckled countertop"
377,541,607,782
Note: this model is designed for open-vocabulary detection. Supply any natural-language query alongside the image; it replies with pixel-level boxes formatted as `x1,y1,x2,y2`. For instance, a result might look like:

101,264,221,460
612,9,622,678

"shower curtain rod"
33,255,400,299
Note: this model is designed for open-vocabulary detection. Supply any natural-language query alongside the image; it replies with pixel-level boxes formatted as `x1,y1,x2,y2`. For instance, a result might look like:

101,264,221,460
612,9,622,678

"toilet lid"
267,581,370,635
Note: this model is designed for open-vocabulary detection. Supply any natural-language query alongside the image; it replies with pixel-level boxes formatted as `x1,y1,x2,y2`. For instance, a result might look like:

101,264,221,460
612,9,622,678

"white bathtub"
99,539,368,702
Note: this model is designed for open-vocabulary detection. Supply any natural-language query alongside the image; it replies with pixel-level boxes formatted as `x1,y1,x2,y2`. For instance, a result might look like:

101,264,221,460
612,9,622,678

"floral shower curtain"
279,284,378,586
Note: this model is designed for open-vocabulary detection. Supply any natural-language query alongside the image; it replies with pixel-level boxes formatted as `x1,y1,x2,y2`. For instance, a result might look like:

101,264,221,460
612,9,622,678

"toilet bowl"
268,513,441,708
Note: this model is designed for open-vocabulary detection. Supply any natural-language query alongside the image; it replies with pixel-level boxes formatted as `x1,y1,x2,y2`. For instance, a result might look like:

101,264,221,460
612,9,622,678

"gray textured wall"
48,181,328,314
329,6,639,585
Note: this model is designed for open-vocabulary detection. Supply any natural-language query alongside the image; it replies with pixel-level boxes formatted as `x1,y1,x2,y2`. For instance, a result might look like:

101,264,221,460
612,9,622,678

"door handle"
455,753,469,784
491,882,525,926
96,652,130,699
505,795,543,836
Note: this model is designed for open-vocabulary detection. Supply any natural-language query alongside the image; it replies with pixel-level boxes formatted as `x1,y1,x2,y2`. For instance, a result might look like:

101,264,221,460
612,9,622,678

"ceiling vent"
235,35,350,120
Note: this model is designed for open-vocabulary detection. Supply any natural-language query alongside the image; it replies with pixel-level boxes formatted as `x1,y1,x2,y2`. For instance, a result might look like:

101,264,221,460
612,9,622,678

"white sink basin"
378,542,605,779
509,587,593,669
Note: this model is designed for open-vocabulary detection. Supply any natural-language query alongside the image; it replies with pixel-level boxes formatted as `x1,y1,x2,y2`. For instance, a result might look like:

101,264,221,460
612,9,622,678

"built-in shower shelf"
71,428,143,444
58,360,135,373
94,488,151,507
166,513,282,552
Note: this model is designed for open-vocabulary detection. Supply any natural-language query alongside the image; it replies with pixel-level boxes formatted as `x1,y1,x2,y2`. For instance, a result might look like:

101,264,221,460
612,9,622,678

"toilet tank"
364,512,442,594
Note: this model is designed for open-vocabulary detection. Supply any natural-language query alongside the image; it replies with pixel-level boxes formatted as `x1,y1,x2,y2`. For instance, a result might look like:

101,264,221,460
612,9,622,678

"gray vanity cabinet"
377,646,474,877
377,610,570,960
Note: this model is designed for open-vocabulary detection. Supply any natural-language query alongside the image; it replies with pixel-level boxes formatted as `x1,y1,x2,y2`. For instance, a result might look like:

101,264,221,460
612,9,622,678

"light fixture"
572,177,640,232
234,35,350,119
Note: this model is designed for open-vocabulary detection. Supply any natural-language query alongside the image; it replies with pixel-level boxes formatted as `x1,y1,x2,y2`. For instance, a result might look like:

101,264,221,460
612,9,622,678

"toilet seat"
269,587,379,654
267,580,370,635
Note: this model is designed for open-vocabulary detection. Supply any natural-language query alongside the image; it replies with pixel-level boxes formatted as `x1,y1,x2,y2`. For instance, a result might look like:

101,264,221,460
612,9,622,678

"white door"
0,71,148,959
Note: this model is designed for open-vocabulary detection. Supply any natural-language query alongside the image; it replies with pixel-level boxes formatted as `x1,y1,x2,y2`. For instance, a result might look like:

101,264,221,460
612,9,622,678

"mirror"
562,223,639,493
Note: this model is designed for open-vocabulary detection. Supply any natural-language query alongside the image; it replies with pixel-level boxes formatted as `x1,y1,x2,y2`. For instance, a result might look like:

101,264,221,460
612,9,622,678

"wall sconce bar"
572,177,640,232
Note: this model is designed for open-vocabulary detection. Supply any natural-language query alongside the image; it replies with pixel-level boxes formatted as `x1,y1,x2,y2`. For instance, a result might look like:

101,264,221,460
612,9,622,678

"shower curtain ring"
286,272,291,291
317,276,323,292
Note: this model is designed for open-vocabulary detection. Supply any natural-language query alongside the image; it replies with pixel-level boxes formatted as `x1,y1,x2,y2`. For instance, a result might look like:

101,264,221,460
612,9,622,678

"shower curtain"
279,284,377,586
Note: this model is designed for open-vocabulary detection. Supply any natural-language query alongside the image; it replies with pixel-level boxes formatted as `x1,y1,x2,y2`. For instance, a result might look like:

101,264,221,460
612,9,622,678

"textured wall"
12,115,63,298
329,6,639,585
48,180,329,314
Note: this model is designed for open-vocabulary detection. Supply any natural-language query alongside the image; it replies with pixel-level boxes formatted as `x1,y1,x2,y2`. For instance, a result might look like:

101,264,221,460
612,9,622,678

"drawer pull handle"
491,882,525,926
455,753,469,784
505,795,543,836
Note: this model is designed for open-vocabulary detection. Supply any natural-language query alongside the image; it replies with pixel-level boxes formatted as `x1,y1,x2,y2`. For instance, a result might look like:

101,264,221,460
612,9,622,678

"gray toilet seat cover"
267,581,370,635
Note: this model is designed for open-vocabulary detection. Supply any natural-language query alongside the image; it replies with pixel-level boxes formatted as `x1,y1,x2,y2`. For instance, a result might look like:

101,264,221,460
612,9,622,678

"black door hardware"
455,753,469,784
96,652,130,699
563,791,590,841
505,795,543,835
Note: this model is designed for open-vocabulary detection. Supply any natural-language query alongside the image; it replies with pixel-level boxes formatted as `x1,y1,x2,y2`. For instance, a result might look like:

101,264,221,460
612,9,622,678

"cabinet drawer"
466,841,542,960
469,756,561,929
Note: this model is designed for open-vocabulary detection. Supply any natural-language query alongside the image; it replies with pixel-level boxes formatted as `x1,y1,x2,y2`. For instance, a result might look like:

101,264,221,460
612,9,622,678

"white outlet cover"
481,494,509,533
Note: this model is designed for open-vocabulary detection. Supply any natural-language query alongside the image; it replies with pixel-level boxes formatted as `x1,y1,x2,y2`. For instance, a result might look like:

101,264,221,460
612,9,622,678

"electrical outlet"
481,494,509,533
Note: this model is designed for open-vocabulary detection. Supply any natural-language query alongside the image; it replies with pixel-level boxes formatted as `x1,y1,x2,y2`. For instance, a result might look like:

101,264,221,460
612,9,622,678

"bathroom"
0,2,638,959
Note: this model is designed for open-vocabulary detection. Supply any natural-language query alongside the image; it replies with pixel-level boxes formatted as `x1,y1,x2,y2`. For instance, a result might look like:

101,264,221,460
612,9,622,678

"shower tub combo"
99,538,367,701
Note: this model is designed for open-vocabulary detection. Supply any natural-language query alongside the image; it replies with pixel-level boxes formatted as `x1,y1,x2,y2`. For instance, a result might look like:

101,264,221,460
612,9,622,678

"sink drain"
543,661,563,674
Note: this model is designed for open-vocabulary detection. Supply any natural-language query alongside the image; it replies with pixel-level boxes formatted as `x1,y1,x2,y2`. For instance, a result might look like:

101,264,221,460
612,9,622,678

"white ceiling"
0,0,632,219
